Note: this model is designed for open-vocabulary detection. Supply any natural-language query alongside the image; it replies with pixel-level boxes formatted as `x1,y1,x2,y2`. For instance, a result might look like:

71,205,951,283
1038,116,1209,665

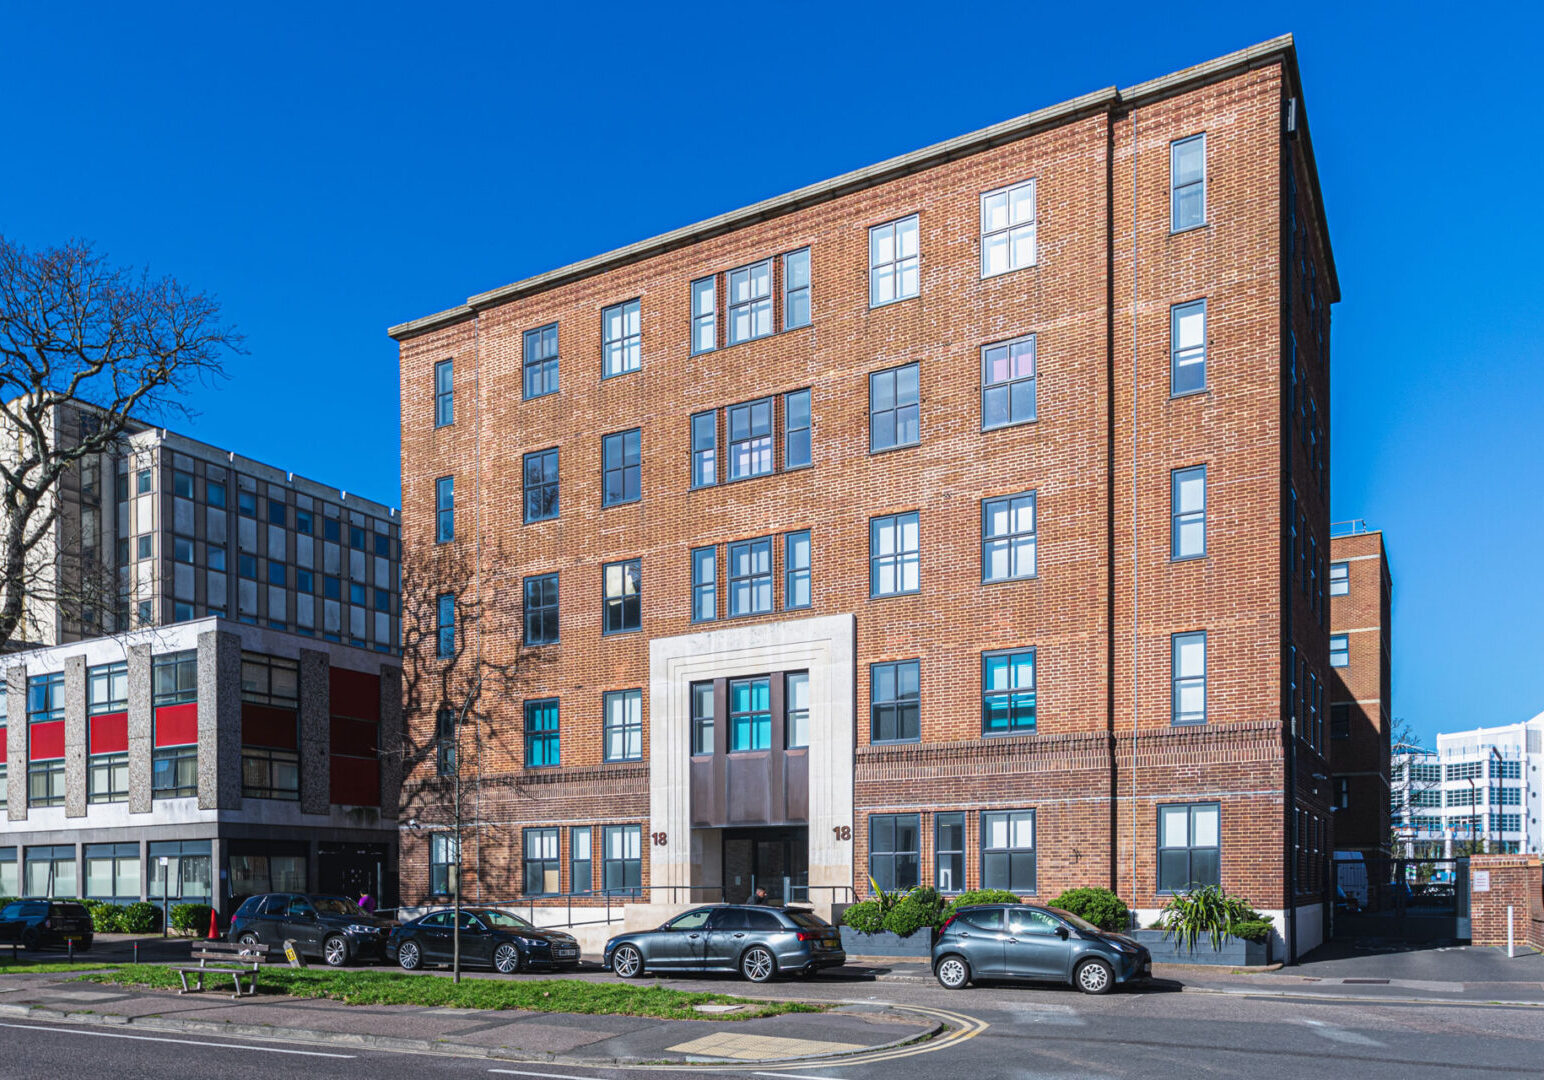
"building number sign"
832,825,851,841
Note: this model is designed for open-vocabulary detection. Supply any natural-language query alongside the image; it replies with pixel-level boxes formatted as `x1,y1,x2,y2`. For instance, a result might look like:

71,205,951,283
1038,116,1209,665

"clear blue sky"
3,3,1539,746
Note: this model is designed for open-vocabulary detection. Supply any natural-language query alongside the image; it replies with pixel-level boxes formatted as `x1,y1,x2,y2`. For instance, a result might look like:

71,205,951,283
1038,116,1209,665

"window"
374,532,390,558
602,429,641,505
1493,759,1522,780
523,573,559,645
173,536,194,564
350,525,366,550
239,553,257,579
523,828,560,895
869,512,920,596
727,399,774,480
88,661,128,715
137,600,154,627
1330,634,1349,667
603,689,642,762
1331,702,1351,740
137,534,153,560
175,602,195,622
324,518,340,542
350,582,365,604
570,827,593,895
981,179,1036,277
869,813,920,892
373,588,390,613
871,660,920,743
982,491,1036,582
1158,802,1220,892
602,825,642,896
523,448,559,522
88,750,128,803
240,653,299,708
435,710,457,777
869,363,920,451
1330,561,1349,596
783,248,810,329
207,480,227,508
728,537,773,617
869,214,919,306
323,575,341,600
238,490,257,517
434,359,454,427
690,411,717,488
435,476,454,543
785,672,809,749
690,681,714,756
209,547,226,571
169,470,192,498
1170,133,1206,231
723,677,771,753
1171,465,1207,560
269,562,287,587
84,843,141,901
691,547,716,623
691,276,717,354
436,593,456,658
430,832,459,895
981,334,1037,429
603,559,641,634
602,299,642,377
1446,788,1480,808
268,499,286,526
1171,631,1207,726
522,322,559,399
136,468,153,494
981,810,1036,892
153,651,197,706
933,812,965,893
241,746,299,800
524,699,559,768
783,388,811,469
727,258,773,345
1447,761,1482,781
982,649,1036,734
24,845,77,897
1171,299,1207,395
784,530,811,610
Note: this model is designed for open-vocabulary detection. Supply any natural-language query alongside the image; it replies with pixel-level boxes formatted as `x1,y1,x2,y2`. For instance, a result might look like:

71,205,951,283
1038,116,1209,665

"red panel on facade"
29,720,65,761
154,703,199,748
328,667,380,721
329,755,380,807
329,716,378,757
0,726,7,764
242,704,298,750
90,712,129,755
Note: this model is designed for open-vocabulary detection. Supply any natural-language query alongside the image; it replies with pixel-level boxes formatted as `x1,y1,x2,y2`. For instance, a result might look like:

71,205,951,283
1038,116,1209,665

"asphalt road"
4,973,1543,1080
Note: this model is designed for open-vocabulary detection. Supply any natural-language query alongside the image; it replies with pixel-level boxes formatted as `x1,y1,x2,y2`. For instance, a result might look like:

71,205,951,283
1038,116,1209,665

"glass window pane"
1192,805,1219,847
1160,805,1190,848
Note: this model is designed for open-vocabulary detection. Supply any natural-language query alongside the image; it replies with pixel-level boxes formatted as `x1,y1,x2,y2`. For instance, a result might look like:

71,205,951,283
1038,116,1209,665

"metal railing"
1329,519,1369,537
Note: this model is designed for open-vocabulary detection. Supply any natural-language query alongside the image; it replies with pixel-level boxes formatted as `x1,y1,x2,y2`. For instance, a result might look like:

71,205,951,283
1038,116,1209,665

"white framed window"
1171,299,1207,396
1171,631,1207,725
980,179,1036,277
1329,561,1349,596
869,215,919,307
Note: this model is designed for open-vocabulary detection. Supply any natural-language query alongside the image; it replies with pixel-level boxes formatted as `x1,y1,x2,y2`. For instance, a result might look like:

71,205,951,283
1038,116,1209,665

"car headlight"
1108,940,1138,954
346,924,380,935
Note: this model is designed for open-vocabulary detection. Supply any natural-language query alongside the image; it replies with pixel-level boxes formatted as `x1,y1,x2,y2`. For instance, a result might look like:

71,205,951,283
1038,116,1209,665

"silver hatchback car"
932,903,1151,994
604,904,846,982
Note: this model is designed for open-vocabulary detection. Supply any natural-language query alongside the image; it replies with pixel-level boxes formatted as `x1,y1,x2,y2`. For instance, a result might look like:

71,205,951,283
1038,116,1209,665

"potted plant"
1130,885,1273,965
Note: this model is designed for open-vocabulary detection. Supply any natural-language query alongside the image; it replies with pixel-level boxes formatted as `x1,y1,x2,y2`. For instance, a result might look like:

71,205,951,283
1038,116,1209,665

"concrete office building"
390,36,1339,957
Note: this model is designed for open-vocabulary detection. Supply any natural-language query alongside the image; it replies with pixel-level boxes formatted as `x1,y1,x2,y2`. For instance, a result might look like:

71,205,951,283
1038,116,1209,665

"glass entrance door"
722,827,808,903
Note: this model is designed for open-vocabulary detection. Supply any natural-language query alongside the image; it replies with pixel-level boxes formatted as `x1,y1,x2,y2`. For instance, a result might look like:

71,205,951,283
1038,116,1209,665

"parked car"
932,903,1150,995
603,904,845,983
227,893,394,966
0,899,94,952
386,907,581,973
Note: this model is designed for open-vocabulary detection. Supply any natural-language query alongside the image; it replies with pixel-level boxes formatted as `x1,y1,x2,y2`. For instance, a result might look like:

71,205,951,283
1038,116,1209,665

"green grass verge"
79,966,823,1020
0,958,123,975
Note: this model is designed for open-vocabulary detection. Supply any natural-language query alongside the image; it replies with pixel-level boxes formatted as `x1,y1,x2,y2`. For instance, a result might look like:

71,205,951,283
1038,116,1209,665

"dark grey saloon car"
603,904,845,982
932,904,1151,994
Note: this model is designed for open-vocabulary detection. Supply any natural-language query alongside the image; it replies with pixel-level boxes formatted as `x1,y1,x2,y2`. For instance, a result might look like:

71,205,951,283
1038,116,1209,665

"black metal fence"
1331,856,1470,942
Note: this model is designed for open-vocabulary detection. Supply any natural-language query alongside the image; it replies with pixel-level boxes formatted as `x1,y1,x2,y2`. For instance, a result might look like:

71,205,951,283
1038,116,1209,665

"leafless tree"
0,236,240,649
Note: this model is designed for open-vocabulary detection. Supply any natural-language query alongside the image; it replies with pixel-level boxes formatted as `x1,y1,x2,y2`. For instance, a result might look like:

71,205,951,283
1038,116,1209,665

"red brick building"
389,35,1338,958
1327,526,1393,857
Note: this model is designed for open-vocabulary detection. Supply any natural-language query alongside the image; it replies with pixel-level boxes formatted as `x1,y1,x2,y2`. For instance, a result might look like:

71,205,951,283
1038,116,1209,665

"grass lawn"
80,966,823,1020
0,958,123,975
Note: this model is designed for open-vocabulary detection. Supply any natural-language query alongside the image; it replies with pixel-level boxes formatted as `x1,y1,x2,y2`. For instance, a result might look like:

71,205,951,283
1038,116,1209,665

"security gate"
1331,856,1470,942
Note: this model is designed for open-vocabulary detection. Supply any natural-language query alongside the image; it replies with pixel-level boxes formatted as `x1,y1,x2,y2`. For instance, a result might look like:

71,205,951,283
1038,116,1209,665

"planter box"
839,926,934,958
1130,929,1269,966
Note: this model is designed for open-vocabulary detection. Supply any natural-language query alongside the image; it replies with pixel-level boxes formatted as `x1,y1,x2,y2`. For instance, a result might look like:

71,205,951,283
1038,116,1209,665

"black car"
387,907,581,974
228,893,394,966
0,900,94,952
603,904,846,982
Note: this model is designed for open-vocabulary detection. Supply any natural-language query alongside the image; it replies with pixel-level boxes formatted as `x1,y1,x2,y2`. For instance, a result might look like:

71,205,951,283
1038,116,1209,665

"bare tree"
0,236,240,649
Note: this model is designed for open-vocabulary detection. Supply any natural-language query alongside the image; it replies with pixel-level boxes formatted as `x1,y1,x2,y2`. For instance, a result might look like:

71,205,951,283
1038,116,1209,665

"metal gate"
1331,856,1470,942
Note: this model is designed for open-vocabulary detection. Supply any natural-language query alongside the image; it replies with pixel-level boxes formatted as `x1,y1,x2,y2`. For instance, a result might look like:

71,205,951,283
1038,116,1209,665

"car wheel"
740,945,776,983
612,944,644,979
21,930,41,953
494,943,523,975
397,940,422,971
935,954,971,990
1075,958,1114,995
238,931,261,946
322,934,350,968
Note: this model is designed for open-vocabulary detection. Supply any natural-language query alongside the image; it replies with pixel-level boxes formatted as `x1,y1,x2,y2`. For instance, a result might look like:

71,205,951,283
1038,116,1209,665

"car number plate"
555,947,577,957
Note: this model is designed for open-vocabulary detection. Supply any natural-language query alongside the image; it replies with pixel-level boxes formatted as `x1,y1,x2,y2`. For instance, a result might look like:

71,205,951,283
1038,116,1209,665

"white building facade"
1392,712,1544,856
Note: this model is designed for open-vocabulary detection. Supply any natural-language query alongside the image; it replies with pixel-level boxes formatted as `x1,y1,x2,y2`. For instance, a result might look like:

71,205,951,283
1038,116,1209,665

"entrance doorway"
722,827,808,904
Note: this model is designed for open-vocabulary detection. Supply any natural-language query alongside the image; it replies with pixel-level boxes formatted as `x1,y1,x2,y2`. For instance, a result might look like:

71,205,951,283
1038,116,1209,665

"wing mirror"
1056,926,1070,940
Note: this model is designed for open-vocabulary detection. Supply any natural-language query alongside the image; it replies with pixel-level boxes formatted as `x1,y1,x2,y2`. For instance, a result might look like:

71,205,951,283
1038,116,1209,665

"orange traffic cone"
207,907,220,940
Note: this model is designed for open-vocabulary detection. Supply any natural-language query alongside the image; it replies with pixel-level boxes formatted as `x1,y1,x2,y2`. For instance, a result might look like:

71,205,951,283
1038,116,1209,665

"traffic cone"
207,907,219,940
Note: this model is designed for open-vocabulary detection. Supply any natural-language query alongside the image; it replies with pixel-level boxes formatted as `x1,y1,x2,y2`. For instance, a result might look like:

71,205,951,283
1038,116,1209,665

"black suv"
228,893,394,966
0,900,94,952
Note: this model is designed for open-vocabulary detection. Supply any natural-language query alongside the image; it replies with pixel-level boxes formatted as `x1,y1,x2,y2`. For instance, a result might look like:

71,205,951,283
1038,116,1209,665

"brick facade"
391,36,1338,957
1328,529,1392,855
1468,855,1544,951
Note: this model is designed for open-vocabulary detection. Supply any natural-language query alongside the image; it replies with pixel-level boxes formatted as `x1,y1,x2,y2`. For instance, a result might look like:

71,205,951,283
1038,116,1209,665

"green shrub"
942,889,1021,918
1157,885,1264,950
1048,887,1130,932
841,900,885,935
170,903,214,934
0,897,18,911
120,902,161,934
1229,918,1274,943
85,901,126,933
882,894,937,938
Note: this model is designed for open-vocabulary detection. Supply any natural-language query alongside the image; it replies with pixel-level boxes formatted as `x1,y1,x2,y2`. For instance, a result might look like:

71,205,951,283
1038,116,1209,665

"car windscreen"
1046,906,1101,933
51,903,89,918
786,912,830,931
311,896,363,917
481,910,536,931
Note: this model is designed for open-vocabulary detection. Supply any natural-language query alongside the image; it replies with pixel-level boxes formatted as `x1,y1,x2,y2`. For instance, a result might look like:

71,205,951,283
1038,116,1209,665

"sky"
2,2,1540,747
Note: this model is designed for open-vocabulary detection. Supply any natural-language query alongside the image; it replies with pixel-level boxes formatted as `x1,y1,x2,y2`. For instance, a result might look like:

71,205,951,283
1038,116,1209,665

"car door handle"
1007,938,1019,944
733,933,745,938
687,933,700,939
958,932,970,938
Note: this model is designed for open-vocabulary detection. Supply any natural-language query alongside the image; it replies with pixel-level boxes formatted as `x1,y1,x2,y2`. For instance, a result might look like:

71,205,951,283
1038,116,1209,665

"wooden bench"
174,941,270,999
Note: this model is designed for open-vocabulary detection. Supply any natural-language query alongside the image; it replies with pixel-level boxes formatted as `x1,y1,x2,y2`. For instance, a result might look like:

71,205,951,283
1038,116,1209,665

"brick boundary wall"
1469,855,1544,950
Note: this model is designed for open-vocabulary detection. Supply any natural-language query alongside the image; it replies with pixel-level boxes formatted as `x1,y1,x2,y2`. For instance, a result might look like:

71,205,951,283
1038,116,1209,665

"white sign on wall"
1473,870,1491,893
